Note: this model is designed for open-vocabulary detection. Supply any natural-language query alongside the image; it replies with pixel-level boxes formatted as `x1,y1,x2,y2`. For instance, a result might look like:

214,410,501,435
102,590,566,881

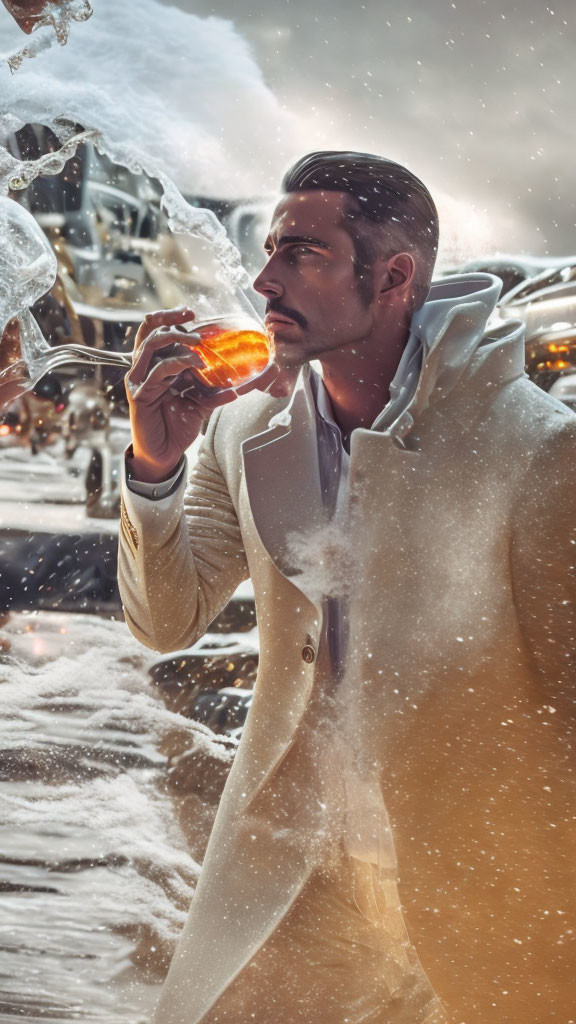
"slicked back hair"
282,150,439,309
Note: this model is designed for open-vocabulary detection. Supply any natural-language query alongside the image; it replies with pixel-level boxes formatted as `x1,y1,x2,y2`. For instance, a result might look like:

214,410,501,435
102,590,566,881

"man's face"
253,190,383,369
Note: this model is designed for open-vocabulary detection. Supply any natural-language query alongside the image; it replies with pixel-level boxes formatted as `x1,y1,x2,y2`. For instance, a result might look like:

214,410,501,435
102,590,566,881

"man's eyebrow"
263,234,331,252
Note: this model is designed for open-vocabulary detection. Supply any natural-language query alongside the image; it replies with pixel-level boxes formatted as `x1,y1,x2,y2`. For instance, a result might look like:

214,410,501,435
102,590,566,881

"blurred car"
499,262,576,334
452,255,576,302
548,371,576,412
148,600,258,731
0,406,25,447
498,263,576,393
450,255,576,402
0,373,65,453
190,687,253,738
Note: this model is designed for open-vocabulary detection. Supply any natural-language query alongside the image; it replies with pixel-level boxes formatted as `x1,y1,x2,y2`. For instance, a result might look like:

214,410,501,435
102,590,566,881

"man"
118,151,576,1024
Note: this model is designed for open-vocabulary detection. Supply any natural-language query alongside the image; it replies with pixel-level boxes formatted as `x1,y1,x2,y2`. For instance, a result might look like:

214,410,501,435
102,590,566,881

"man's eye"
263,245,319,260
289,246,315,258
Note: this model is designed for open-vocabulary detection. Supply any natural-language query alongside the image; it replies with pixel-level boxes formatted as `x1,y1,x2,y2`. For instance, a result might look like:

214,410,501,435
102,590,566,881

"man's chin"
271,343,306,371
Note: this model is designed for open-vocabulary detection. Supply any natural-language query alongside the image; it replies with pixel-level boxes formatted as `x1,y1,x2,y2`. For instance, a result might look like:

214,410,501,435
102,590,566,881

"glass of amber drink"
175,313,273,391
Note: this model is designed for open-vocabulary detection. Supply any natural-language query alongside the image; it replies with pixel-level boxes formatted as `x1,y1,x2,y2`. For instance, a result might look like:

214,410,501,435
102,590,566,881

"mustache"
265,301,307,329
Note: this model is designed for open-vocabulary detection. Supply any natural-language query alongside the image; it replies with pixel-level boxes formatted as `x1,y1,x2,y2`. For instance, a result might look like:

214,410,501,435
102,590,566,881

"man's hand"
125,307,287,484
3,0,52,34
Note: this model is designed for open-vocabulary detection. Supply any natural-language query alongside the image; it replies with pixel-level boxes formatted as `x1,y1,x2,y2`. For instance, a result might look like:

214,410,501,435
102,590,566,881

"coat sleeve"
510,418,576,691
117,407,249,653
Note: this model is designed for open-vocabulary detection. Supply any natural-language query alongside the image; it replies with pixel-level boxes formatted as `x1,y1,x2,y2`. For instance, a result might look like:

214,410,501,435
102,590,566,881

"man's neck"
317,320,412,437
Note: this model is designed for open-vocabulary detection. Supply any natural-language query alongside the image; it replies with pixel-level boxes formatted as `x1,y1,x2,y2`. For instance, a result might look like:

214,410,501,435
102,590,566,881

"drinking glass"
153,313,274,393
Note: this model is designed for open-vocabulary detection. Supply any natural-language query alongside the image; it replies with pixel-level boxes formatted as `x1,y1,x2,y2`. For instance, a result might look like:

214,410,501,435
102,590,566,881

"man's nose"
252,261,283,299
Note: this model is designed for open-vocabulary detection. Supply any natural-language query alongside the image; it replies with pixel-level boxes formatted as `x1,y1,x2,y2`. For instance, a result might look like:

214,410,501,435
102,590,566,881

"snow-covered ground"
0,446,118,535
0,609,239,1022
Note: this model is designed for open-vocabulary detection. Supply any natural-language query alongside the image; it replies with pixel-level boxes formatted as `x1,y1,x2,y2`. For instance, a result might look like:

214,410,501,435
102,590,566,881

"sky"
159,0,576,260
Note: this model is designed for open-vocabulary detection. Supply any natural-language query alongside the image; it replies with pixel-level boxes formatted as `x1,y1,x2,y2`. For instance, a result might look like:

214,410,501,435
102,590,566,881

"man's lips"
265,314,298,326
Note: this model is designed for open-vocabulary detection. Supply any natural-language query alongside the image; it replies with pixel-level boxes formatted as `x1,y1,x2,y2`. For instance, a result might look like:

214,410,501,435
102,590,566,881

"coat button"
301,644,315,664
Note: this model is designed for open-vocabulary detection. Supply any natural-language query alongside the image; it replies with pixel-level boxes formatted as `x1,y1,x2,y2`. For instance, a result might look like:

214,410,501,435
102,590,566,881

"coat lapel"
241,367,327,589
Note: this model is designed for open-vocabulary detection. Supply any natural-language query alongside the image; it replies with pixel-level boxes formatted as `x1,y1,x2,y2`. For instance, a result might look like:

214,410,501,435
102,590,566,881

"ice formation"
0,196,56,334
1,0,93,72
0,196,56,402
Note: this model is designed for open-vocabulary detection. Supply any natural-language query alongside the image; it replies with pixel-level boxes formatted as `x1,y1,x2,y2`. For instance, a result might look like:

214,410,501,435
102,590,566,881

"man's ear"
379,252,416,294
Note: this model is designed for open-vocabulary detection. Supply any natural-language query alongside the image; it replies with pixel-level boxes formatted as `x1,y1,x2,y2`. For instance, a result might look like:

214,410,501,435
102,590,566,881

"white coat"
118,274,576,1024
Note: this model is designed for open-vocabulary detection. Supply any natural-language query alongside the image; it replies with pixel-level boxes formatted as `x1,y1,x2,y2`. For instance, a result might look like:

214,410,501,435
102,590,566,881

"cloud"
163,0,576,257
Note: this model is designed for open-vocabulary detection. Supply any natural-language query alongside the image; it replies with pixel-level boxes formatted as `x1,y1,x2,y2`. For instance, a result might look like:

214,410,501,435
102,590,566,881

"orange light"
0,424,11,436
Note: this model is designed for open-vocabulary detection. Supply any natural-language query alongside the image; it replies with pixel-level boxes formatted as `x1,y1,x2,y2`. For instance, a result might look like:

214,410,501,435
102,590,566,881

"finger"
133,312,196,361
175,383,237,410
163,368,238,410
127,352,204,399
164,366,223,400
128,330,203,387
133,307,196,355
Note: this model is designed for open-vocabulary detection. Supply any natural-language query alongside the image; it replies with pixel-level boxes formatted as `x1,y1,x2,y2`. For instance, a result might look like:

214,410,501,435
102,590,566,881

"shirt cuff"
124,444,186,501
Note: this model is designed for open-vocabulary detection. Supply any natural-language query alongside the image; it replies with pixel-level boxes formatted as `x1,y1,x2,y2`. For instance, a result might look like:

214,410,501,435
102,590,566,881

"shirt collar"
312,369,338,426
